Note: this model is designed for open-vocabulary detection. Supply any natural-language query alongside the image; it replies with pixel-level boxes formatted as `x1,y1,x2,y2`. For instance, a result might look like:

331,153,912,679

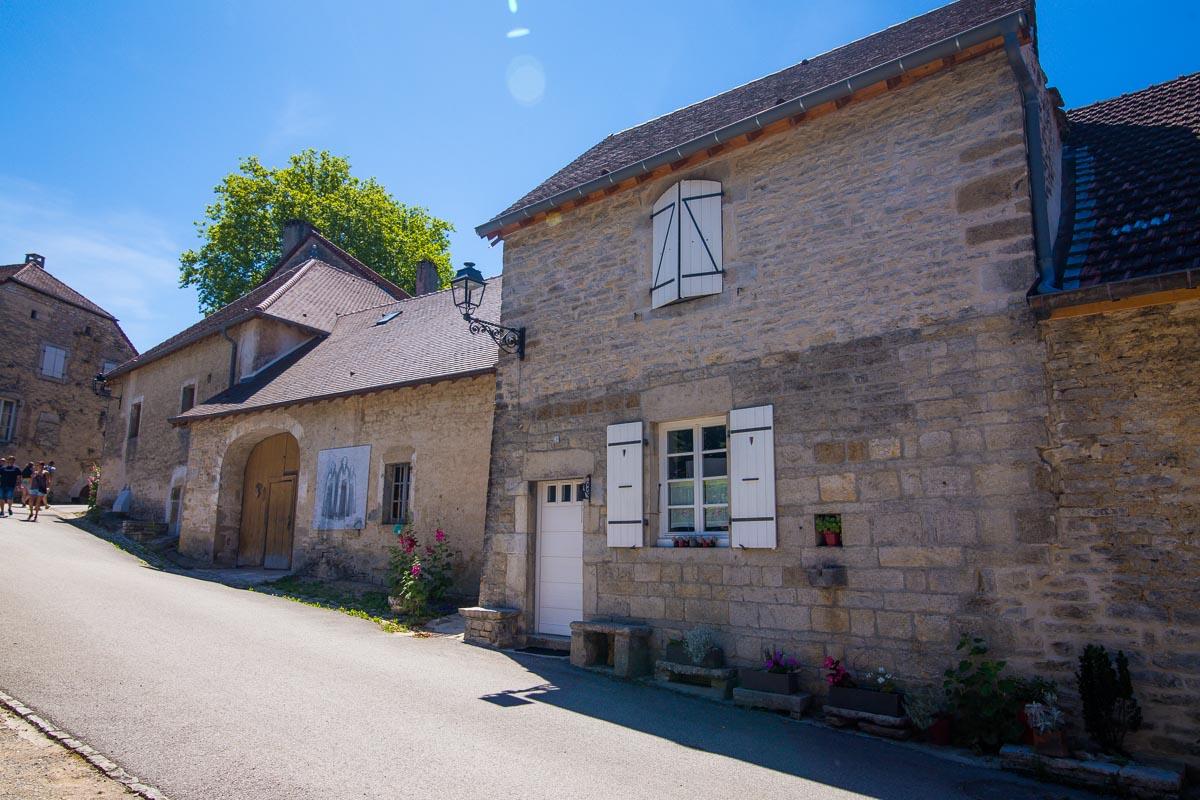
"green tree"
180,150,453,314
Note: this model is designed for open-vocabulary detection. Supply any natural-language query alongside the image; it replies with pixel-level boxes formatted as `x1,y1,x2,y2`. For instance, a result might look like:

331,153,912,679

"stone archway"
211,425,302,568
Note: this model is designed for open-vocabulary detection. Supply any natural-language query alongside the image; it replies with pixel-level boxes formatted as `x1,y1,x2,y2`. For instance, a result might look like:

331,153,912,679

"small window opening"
375,310,402,325
30,310,38,320
546,484,557,503
815,514,842,547
180,385,196,413
127,402,142,440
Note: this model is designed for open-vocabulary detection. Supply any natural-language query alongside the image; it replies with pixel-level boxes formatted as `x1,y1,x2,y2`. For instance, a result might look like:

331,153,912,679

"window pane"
667,481,694,506
666,428,693,455
704,506,730,531
703,478,728,505
547,484,556,503
667,454,694,480
668,508,695,532
577,482,586,500
562,484,572,502
702,425,727,451
702,453,727,478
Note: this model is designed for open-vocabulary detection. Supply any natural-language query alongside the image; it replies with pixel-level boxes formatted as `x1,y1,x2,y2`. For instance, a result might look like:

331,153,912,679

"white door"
537,480,585,637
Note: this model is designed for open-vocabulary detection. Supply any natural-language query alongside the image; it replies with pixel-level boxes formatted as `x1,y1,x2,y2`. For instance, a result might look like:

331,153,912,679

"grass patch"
253,575,416,633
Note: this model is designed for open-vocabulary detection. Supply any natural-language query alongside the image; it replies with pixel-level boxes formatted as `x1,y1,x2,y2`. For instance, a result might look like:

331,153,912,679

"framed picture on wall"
313,445,371,530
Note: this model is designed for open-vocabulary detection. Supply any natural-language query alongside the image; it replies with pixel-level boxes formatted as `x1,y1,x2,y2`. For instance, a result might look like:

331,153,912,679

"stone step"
732,687,812,718
524,633,571,653
653,679,730,703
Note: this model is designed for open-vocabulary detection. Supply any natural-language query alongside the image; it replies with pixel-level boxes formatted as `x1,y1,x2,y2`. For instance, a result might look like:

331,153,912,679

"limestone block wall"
0,280,135,497
179,374,494,595
1034,300,1200,764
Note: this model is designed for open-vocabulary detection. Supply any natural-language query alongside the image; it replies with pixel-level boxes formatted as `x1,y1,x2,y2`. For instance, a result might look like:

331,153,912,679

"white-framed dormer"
650,179,724,309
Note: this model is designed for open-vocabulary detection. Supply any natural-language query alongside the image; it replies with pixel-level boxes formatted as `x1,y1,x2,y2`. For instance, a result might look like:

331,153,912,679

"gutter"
476,10,1030,239
1003,31,1058,294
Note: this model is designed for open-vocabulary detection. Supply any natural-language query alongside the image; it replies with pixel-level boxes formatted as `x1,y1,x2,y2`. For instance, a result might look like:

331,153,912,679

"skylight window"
375,311,401,325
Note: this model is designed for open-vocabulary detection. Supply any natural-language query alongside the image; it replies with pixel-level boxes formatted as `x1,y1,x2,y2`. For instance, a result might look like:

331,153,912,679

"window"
127,402,142,440
101,360,119,375
659,418,729,546
544,481,586,505
180,384,196,413
383,463,412,524
0,399,16,442
650,179,723,309
40,345,67,379
168,486,183,528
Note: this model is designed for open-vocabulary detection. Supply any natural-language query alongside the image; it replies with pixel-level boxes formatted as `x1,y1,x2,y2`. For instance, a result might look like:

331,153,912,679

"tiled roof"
1057,72,1200,289
483,0,1029,230
0,261,118,320
106,258,403,378
174,279,502,422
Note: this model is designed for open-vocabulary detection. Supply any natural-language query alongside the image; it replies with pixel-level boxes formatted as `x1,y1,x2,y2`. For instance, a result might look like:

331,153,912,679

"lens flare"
506,27,530,38
508,0,517,12
506,55,545,106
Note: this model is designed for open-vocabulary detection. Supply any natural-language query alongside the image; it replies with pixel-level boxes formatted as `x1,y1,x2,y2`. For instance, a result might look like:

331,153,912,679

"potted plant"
815,514,842,547
904,687,952,745
825,659,904,717
665,626,724,668
739,649,801,694
1025,693,1069,758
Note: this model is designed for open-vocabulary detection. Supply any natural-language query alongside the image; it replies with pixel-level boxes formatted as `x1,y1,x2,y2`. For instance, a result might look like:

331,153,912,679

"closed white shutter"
729,405,776,548
650,187,679,309
606,421,643,547
679,179,723,300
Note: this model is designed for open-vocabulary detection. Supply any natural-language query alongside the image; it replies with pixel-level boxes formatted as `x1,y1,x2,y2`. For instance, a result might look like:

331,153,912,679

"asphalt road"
0,513,1101,800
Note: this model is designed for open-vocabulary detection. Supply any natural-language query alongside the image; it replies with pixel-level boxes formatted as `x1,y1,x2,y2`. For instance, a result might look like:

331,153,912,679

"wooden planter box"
664,642,725,669
738,668,800,695
828,685,904,717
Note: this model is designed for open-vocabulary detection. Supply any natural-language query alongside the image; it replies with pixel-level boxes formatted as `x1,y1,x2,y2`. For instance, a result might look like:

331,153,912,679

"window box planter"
827,686,904,718
738,668,800,695
664,641,725,669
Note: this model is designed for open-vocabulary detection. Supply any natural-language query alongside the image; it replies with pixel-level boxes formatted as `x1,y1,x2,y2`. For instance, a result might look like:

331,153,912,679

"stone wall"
0,279,135,497
178,374,495,594
1034,300,1200,764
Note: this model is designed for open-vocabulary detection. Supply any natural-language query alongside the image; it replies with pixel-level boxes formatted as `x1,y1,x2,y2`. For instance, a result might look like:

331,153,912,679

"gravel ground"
0,707,134,799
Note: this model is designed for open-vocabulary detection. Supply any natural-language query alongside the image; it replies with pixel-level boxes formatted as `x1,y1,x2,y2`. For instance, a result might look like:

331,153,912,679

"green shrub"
942,634,1023,753
1077,644,1142,754
387,529,455,617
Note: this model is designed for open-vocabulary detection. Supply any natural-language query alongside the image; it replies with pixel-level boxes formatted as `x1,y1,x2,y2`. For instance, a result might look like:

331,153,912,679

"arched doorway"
237,432,299,569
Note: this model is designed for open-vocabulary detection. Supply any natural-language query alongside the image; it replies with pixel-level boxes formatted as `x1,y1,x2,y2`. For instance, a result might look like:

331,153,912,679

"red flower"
435,529,446,543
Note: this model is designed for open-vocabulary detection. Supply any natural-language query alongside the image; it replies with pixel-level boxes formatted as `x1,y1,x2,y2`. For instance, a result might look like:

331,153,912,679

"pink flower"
435,529,446,543
402,536,416,554
410,563,422,577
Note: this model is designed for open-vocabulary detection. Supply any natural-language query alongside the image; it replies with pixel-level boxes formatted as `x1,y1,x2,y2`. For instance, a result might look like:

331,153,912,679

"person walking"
20,462,33,508
26,462,49,521
0,456,21,516
44,461,56,508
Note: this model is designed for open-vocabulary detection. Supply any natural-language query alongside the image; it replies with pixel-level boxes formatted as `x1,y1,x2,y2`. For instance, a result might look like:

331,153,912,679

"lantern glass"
452,264,486,314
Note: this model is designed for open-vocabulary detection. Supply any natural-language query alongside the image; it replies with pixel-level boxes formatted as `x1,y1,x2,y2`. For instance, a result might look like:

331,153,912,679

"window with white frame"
0,398,16,442
40,345,67,379
659,417,729,546
383,463,413,525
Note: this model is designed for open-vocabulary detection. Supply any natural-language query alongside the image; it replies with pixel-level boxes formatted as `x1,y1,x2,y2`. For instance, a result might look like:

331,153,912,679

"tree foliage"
180,150,454,314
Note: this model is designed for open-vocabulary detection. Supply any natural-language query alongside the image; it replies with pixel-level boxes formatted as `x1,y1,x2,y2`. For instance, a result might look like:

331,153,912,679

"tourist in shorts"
26,462,49,521
0,456,20,516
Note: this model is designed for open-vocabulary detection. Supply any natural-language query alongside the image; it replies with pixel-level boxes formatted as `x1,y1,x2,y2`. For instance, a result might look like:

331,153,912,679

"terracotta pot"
926,715,953,746
822,531,842,547
1031,729,1070,758
1018,708,1035,745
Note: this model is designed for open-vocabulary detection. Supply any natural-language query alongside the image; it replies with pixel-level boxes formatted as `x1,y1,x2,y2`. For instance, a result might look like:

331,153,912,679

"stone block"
918,430,953,458
733,687,812,717
819,473,857,502
878,546,962,568
868,437,902,460
810,607,850,633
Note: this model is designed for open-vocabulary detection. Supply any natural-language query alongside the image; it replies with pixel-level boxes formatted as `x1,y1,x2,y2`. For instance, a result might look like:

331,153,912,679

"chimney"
414,259,441,295
24,253,45,269
280,219,314,256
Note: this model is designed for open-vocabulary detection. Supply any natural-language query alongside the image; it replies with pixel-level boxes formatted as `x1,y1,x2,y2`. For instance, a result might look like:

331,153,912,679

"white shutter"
606,421,643,547
729,405,776,548
650,187,679,309
679,179,723,300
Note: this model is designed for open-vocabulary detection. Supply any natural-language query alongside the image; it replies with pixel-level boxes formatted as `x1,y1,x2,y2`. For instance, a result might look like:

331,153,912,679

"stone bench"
733,687,812,718
569,620,652,678
460,606,520,649
654,660,737,700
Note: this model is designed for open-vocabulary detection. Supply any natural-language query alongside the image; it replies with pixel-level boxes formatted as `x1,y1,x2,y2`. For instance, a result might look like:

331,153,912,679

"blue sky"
1,1,1195,351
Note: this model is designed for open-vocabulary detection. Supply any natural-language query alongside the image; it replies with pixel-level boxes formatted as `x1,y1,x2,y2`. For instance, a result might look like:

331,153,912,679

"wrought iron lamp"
91,372,112,398
451,263,525,359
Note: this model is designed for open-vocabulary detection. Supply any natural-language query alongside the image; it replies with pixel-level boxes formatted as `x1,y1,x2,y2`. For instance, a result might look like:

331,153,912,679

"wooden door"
237,433,299,567
263,478,296,570
536,480,585,637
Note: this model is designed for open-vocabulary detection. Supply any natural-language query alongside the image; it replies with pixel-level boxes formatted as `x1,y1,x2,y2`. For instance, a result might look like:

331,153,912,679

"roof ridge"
255,260,315,310
1067,70,1200,116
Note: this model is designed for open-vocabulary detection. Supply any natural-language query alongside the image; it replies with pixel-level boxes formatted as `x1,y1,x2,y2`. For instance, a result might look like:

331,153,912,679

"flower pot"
926,715,953,746
828,685,904,717
1032,729,1070,758
664,642,724,668
822,531,842,547
738,668,799,694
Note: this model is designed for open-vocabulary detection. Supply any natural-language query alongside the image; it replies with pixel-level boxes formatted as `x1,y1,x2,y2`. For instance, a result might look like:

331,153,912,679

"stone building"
0,253,136,498
468,0,1200,766
100,223,498,592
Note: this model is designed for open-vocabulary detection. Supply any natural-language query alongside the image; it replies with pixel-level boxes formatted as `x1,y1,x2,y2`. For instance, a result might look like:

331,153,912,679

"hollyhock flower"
435,529,446,543
410,563,422,577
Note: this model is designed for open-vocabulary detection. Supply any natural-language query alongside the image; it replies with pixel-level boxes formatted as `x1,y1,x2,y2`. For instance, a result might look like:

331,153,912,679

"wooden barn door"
237,433,299,568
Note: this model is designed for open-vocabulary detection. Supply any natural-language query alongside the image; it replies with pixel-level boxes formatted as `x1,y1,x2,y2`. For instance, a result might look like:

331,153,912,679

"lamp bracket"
464,314,526,359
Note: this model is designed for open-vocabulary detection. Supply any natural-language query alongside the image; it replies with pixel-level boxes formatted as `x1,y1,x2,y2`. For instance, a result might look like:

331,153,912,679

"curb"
0,689,172,800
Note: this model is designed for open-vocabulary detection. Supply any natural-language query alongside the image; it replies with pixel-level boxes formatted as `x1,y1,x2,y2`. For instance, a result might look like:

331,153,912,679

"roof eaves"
476,8,1030,239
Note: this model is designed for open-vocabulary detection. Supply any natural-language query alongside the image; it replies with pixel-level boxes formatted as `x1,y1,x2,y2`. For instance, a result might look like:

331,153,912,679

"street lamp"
451,263,525,359
92,372,112,398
